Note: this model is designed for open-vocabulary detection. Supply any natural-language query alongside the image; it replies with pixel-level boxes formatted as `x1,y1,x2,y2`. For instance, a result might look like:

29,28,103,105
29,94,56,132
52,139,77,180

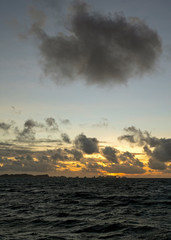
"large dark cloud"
119,126,171,171
33,0,161,86
74,133,99,154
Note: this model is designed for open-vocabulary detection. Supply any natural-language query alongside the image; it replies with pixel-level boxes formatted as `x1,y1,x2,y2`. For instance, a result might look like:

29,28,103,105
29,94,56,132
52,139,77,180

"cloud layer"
0,119,170,176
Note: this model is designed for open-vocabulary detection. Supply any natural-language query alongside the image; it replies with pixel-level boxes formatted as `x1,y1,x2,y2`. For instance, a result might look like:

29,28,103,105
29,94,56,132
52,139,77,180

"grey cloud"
30,0,66,38
102,146,118,163
0,154,55,173
102,145,144,168
11,106,21,114
119,151,144,167
29,5,47,36
143,145,152,156
148,158,166,170
15,127,35,142
145,139,171,170
0,149,33,158
14,119,48,142
83,160,102,173
104,164,145,174
118,126,159,147
51,148,68,162
0,142,14,147
119,126,171,170
60,119,71,125
74,133,99,154
15,119,42,142
82,150,145,174
24,119,40,128
119,151,143,166
45,117,59,131
0,147,81,174
0,145,145,175
35,0,161,86
101,145,145,173
29,6,46,28
0,117,59,144
33,0,65,12
16,129,35,141
65,148,83,161
61,133,71,143
151,139,171,162
92,118,108,128
0,122,11,131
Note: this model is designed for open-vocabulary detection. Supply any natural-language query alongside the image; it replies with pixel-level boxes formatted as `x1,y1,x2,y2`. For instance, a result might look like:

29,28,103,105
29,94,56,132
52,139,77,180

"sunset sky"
0,0,171,177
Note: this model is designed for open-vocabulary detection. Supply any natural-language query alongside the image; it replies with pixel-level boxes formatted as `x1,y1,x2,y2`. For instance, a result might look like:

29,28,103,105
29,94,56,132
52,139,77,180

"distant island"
0,174,127,179
0,174,49,178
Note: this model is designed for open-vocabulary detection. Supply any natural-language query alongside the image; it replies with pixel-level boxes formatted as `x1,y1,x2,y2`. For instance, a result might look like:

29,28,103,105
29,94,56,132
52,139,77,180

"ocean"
0,176,170,240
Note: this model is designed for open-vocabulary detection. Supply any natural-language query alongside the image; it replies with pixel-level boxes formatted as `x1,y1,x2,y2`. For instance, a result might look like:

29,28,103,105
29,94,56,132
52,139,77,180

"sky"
0,0,171,177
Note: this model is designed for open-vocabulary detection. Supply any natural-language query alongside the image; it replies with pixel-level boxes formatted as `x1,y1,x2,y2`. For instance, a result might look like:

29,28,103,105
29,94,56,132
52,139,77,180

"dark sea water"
0,177,171,240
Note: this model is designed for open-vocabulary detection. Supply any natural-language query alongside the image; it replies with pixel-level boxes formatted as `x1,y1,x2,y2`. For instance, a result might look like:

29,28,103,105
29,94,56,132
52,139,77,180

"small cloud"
15,119,43,142
11,106,21,114
45,117,59,131
102,146,118,163
74,133,99,154
61,133,71,143
0,122,11,131
60,118,71,125
92,118,109,128
65,148,83,161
